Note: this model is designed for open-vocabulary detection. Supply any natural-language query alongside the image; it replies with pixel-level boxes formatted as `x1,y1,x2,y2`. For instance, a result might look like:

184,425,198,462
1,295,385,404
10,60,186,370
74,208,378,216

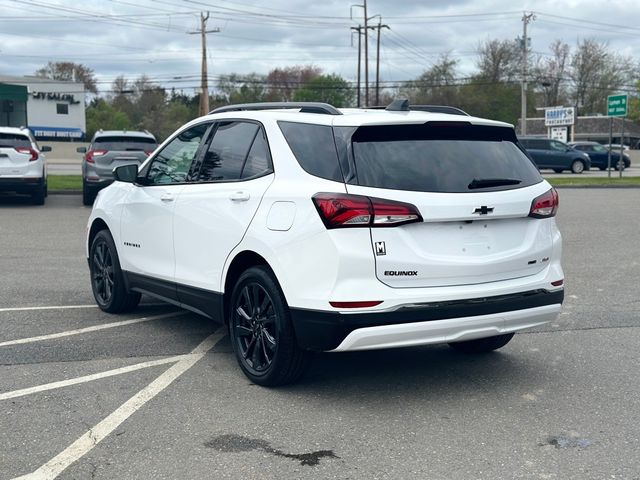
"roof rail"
411,105,469,116
210,102,342,116
370,100,470,116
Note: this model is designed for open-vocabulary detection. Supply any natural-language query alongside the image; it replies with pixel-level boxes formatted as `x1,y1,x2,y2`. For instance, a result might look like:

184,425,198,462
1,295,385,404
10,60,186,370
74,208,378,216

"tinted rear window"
278,121,343,182
93,136,157,151
0,133,30,148
349,123,542,193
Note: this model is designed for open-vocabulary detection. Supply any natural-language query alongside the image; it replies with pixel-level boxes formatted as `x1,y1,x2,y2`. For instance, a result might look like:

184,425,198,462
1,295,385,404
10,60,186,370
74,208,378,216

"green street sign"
607,94,628,117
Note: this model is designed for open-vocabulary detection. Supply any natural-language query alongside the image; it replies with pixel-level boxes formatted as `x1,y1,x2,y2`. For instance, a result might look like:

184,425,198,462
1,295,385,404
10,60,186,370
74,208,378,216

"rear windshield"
349,123,542,193
93,136,157,151
0,133,31,148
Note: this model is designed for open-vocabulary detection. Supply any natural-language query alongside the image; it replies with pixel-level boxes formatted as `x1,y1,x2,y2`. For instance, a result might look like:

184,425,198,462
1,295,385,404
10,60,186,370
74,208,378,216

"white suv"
0,126,51,204
86,101,564,386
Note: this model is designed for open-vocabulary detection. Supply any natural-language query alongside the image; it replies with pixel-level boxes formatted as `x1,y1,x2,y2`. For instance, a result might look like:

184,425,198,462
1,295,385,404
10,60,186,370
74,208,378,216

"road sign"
607,94,628,117
545,107,574,126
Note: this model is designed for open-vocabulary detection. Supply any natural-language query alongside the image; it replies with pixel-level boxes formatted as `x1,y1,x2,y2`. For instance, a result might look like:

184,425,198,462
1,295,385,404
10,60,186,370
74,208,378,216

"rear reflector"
329,301,383,308
551,279,564,287
313,193,422,229
529,188,559,218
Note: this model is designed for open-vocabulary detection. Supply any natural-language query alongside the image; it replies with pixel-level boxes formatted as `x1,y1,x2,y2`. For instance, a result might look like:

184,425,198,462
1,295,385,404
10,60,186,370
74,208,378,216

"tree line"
36,37,640,141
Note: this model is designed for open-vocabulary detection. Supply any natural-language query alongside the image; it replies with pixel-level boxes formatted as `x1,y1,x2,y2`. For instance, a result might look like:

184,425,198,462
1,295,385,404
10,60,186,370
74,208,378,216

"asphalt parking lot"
1,190,639,480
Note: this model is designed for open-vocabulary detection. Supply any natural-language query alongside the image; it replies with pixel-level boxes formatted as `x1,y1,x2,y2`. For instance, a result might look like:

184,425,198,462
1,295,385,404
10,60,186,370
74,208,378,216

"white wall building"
0,74,86,140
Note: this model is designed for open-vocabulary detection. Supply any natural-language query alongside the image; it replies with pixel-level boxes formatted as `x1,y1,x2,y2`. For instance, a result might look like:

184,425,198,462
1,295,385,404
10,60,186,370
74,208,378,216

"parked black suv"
519,137,591,174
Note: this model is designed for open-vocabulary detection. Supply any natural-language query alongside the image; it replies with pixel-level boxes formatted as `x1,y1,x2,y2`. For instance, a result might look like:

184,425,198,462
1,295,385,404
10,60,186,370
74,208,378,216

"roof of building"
0,74,84,87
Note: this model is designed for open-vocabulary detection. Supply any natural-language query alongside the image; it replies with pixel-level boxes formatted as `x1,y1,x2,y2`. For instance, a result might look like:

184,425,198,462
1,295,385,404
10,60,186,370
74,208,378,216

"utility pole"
373,21,389,106
350,25,363,107
363,0,369,107
521,12,535,135
189,12,220,116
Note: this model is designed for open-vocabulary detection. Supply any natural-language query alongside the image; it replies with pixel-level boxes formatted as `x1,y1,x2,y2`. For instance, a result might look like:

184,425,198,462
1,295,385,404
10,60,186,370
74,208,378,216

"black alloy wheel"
234,283,277,374
89,230,141,313
229,266,309,386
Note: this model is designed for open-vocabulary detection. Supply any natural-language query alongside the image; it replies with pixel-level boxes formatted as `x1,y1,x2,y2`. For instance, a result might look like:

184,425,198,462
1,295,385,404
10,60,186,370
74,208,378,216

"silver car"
78,130,157,205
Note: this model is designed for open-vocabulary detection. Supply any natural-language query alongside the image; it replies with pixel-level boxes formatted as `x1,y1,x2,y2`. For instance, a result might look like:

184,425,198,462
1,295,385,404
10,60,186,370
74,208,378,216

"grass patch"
548,176,640,187
48,175,82,191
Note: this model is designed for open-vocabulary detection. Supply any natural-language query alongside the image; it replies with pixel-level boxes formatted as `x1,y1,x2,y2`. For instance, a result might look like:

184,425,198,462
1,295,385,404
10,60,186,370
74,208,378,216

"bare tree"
403,53,460,105
534,40,571,107
265,65,322,101
475,39,522,83
35,61,98,93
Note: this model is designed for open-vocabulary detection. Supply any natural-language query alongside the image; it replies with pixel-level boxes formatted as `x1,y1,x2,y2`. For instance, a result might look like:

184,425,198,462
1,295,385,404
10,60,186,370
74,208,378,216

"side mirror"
113,164,139,183
76,147,87,153
40,146,52,152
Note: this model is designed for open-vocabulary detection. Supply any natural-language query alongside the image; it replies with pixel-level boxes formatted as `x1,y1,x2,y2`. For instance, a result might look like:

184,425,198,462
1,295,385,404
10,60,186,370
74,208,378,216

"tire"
553,169,563,173
89,230,141,313
448,333,514,353
599,167,606,171
229,266,310,386
570,160,585,174
615,161,625,171
83,181,96,206
31,184,46,205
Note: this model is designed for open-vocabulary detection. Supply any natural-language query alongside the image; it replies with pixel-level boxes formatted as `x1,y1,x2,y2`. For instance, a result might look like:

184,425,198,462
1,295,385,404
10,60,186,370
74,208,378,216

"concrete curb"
50,191,81,195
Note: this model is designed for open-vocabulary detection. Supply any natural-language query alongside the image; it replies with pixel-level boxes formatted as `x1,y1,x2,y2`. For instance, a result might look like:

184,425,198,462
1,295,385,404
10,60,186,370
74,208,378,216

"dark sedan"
569,141,631,170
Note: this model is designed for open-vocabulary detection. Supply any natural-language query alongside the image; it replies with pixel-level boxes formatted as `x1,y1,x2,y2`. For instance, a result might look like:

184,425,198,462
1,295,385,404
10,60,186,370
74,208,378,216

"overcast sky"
0,0,638,94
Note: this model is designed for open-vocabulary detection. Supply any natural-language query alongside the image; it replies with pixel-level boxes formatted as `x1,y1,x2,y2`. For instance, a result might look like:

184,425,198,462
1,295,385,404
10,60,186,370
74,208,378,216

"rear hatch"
341,121,554,288
91,135,157,175
0,133,34,176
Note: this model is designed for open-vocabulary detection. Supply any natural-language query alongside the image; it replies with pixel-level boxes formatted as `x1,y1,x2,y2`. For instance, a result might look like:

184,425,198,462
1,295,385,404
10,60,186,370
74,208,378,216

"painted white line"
14,331,225,480
0,303,168,313
0,305,98,313
0,355,188,401
0,311,187,348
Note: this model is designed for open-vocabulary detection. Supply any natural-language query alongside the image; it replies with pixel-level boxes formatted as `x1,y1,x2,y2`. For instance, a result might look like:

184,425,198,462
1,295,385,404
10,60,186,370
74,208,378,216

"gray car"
78,130,158,205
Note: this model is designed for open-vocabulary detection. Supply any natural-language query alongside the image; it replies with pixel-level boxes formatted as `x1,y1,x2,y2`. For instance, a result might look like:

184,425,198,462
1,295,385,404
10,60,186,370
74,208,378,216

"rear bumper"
0,177,44,193
290,289,563,351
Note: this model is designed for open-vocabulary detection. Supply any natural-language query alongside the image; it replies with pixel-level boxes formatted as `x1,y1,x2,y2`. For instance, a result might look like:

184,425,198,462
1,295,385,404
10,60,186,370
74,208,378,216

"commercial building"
0,74,86,140
521,115,640,148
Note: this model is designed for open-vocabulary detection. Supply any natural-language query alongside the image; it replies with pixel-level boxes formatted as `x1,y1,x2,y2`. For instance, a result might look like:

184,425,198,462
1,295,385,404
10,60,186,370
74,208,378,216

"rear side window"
278,121,343,182
93,136,157,151
348,123,542,193
0,133,30,148
199,121,260,181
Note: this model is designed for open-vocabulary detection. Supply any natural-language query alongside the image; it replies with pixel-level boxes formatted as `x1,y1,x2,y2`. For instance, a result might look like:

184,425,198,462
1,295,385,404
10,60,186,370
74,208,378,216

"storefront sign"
31,92,80,104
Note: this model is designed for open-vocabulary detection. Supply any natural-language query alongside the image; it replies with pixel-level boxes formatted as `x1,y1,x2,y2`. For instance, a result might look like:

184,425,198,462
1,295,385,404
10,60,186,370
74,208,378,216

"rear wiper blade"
468,178,521,189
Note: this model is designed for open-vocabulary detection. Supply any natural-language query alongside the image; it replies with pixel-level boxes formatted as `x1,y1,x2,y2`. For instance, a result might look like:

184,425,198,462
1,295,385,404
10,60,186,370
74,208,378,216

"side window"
241,128,272,179
199,121,259,182
531,139,547,149
550,141,566,151
520,139,530,148
278,121,343,182
146,123,209,185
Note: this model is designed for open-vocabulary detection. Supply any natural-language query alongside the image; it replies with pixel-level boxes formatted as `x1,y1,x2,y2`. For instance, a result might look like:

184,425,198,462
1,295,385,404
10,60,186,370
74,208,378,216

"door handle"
160,192,174,202
229,191,250,202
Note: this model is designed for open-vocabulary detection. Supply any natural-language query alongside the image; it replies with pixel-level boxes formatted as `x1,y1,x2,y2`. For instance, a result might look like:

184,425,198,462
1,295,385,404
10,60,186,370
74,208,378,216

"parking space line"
0,305,98,313
14,331,225,480
0,311,187,347
0,355,187,401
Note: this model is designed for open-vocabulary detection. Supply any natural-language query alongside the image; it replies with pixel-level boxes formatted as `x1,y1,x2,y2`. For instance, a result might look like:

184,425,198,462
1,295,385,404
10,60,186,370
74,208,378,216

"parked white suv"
0,126,51,204
86,101,564,386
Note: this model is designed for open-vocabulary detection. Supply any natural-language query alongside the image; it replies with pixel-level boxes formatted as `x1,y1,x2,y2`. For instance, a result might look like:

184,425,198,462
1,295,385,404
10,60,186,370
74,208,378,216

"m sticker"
375,241,386,256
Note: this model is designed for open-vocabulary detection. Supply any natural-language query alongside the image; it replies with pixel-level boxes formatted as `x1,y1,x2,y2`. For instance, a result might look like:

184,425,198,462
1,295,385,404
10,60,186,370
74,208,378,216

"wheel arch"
88,218,110,251
223,250,273,324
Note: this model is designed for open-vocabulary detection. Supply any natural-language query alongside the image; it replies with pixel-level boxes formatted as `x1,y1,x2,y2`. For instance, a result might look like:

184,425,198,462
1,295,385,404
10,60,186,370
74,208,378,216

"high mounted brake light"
312,193,422,229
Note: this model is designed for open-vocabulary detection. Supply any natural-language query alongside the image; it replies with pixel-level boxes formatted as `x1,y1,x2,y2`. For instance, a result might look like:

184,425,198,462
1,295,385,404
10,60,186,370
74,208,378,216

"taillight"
15,147,38,161
86,149,107,164
529,188,559,218
312,193,422,229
